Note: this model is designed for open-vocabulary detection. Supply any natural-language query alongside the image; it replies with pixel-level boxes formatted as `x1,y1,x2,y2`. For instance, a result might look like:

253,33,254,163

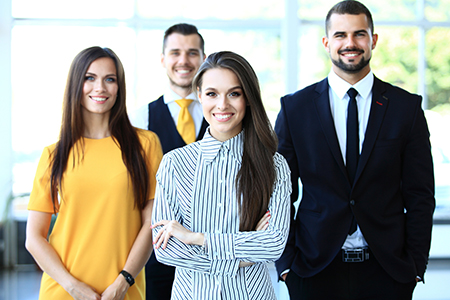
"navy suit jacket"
148,96,208,154
274,76,435,283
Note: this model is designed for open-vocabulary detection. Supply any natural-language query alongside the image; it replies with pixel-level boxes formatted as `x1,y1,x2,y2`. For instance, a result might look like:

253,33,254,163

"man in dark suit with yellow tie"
130,23,208,300
274,1,435,299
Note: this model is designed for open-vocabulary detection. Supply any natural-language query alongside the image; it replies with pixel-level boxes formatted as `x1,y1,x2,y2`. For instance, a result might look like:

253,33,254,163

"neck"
333,66,371,85
170,84,192,99
82,112,111,139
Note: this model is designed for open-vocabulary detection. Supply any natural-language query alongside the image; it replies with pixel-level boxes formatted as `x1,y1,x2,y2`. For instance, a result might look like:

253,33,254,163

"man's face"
322,13,378,80
161,33,205,94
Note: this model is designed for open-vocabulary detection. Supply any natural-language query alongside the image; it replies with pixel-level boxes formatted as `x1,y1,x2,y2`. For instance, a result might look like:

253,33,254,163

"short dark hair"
162,23,205,54
325,0,374,35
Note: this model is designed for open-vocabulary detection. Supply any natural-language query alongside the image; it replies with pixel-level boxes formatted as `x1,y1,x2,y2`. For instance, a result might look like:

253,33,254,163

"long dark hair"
49,46,149,212
193,51,278,231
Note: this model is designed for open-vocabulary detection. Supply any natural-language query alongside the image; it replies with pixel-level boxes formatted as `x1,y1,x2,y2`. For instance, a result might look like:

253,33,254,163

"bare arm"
101,199,154,300
26,211,101,300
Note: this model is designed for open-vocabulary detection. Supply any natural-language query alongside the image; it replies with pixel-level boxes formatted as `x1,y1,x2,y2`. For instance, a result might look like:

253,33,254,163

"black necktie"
346,88,359,234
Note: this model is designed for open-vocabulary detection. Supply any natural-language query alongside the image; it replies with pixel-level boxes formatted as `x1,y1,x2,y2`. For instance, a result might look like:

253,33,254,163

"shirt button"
350,200,355,205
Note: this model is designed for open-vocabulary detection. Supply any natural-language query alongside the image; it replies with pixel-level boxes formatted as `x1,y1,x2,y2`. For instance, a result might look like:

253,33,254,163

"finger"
162,227,171,249
153,227,165,247
152,220,169,228
256,212,270,230
155,229,166,249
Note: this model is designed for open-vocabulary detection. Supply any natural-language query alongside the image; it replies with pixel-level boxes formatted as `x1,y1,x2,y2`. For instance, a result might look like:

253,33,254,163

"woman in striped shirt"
152,51,292,300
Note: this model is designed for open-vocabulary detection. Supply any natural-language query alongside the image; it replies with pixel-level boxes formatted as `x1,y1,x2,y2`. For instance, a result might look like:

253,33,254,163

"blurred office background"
0,0,449,299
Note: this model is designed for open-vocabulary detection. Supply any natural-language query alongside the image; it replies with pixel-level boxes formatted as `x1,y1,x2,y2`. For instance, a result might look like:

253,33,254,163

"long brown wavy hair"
192,51,278,231
49,46,149,212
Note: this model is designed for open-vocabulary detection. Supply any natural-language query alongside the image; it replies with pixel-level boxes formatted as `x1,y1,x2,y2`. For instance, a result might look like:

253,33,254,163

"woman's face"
81,57,118,119
198,68,247,142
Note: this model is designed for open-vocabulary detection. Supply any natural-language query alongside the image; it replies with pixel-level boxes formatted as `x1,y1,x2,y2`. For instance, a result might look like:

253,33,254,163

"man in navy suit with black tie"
274,1,435,299
130,23,208,300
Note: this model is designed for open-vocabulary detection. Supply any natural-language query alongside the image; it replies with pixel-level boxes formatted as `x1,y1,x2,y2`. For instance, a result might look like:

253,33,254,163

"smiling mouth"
214,113,234,121
90,96,108,102
339,49,364,57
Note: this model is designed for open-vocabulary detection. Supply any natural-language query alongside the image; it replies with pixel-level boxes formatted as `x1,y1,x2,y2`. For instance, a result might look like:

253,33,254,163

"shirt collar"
328,69,374,100
164,86,199,104
200,128,244,165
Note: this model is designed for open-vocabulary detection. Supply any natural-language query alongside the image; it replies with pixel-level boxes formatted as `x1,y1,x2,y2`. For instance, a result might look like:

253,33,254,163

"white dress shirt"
129,86,204,136
328,69,373,249
152,129,292,300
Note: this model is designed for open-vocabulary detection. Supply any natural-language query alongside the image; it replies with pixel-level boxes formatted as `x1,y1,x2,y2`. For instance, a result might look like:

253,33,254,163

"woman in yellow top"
25,46,163,300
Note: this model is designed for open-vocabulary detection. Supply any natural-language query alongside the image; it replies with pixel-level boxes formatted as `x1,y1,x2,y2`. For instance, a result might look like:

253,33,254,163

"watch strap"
120,270,135,287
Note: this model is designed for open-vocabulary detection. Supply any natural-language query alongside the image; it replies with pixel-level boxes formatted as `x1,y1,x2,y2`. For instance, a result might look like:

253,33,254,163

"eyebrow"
168,48,200,53
85,72,117,77
333,29,368,36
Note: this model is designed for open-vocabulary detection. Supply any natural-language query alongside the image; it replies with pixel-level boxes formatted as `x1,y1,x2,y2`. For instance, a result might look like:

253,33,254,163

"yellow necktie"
175,99,196,144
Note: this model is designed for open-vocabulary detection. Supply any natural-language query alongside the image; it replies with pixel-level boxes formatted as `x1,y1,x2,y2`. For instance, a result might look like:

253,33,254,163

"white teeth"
215,114,232,120
344,53,358,57
91,97,107,102
177,70,190,74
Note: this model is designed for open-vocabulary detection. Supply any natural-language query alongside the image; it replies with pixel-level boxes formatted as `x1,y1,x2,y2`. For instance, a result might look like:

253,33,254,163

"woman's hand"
100,275,129,300
255,211,271,231
152,220,204,250
65,280,101,300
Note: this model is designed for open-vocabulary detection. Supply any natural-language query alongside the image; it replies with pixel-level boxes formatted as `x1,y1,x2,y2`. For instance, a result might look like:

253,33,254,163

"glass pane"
12,0,133,19
137,0,282,19
425,27,450,220
135,29,282,123
298,25,330,89
11,25,136,195
425,0,450,22
371,27,419,94
298,0,417,21
426,28,450,110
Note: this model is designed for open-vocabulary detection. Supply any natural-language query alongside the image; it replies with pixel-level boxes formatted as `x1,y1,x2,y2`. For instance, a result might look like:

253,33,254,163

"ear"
197,87,202,104
160,53,166,68
322,35,330,53
372,33,378,50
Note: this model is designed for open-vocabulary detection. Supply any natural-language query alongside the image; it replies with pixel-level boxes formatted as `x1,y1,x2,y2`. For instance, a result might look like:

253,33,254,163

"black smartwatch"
120,270,135,287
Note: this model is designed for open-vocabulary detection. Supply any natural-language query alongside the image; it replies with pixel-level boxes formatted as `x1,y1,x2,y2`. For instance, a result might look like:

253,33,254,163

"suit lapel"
355,77,388,181
314,79,348,177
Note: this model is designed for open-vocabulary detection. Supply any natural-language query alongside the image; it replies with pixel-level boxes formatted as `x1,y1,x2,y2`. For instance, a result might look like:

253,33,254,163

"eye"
85,76,95,81
189,51,199,56
106,77,116,82
206,92,216,97
230,91,241,97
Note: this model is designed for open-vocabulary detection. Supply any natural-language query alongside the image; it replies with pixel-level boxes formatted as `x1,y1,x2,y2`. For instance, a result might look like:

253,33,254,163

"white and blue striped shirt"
152,129,292,300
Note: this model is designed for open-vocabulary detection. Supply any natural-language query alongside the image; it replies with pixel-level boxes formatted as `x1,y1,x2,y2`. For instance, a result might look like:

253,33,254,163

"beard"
168,76,192,89
331,49,371,74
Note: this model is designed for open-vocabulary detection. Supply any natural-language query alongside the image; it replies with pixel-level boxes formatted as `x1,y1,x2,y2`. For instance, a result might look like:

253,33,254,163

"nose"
94,79,106,92
345,35,357,48
217,95,228,110
179,52,189,64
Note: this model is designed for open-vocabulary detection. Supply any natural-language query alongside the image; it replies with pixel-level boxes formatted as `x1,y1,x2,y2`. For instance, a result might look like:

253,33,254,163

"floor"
1,260,449,300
